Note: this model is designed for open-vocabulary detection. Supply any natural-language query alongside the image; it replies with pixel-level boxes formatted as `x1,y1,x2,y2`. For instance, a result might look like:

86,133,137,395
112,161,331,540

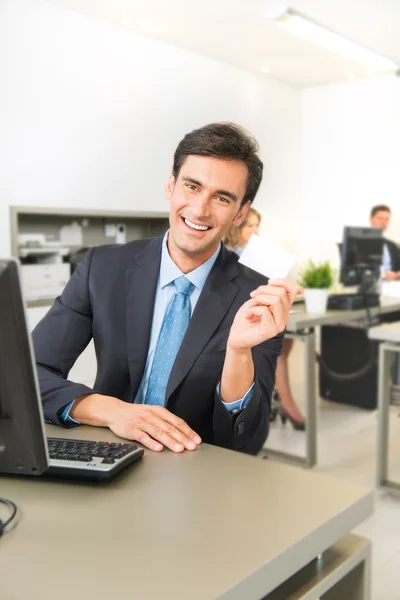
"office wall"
0,0,301,258
300,75,400,266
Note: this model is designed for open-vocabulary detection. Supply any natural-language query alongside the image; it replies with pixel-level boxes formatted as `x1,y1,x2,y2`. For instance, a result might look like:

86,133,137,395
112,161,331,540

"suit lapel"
125,237,162,398
166,246,240,402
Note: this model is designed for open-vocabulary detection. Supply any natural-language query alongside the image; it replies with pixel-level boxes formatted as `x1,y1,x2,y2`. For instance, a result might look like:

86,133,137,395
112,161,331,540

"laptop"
0,258,143,482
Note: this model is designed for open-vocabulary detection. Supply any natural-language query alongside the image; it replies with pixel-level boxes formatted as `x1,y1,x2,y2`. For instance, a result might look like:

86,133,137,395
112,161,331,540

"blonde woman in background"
224,209,305,431
224,207,262,256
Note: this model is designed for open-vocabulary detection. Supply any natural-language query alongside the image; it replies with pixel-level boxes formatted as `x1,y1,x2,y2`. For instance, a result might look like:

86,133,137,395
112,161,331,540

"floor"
264,341,400,600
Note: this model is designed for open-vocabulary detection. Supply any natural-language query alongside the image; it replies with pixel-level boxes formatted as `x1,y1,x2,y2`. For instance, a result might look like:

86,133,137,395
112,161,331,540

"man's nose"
190,194,211,218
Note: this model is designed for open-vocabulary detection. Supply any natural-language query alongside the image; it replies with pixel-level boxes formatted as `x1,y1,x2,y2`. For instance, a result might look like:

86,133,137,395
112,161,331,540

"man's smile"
181,216,212,233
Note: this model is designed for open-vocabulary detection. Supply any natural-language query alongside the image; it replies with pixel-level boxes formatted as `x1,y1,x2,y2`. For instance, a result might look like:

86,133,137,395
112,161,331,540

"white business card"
238,234,296,279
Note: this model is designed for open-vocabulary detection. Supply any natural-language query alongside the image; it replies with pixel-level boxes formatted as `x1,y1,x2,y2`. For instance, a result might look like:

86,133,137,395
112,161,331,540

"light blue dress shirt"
61,233,253,425
382,243,392,273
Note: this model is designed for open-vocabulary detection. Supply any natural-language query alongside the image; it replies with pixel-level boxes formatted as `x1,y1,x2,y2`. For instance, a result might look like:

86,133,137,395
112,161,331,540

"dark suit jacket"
32,236,283,454
385,239,400,272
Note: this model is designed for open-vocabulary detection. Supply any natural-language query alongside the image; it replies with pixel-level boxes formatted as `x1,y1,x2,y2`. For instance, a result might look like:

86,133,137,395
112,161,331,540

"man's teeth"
184,218,210,231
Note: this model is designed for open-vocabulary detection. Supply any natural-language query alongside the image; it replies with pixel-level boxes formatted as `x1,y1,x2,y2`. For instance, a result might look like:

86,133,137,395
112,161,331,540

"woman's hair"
223,207,261,251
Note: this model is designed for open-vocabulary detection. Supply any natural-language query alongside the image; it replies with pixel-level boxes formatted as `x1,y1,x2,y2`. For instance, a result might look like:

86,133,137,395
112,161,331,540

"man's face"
165,155,250,267
370,210,390,232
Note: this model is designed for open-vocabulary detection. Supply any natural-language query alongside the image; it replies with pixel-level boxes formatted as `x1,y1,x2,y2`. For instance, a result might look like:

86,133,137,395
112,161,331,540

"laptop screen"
0,259,48,476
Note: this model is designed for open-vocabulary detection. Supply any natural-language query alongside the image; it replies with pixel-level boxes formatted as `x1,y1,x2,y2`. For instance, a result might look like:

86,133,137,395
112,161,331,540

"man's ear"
232,201,251,227
165,174,176,200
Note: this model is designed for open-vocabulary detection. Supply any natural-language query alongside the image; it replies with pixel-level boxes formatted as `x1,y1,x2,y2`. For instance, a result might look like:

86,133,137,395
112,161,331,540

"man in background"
370,205,400,280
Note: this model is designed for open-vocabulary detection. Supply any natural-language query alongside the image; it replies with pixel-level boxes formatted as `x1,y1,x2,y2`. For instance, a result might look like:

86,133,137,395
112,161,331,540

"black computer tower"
319,325,379,410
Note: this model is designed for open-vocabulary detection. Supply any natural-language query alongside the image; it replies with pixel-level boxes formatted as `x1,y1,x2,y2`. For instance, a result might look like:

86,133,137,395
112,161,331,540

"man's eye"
217,197,230,204
186,184,197,191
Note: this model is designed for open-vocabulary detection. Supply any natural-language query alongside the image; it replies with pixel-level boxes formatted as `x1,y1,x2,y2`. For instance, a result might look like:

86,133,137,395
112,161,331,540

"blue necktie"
144,276,193,406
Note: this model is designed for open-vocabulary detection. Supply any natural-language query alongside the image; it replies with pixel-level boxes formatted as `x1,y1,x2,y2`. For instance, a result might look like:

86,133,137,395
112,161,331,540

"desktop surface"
288,296,400,333
369,320,400,343
0,425,373,600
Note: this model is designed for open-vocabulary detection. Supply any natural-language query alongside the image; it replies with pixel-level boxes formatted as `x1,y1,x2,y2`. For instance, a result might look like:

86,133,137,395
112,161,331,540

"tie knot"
174,276,193,296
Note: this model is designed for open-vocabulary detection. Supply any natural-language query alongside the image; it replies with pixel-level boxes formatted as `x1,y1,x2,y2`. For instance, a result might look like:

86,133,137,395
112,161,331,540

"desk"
369,321,400,491
0,426,374,600
266,298,400,469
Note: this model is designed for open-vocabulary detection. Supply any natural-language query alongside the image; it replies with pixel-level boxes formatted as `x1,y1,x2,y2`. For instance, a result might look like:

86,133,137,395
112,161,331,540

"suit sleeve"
396,243,400,272
387,240,400,272
31,247,100,426
212,332,283,455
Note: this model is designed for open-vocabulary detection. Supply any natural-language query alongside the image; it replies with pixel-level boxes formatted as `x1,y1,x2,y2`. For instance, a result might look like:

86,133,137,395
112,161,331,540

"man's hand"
227,278,302,351
70,394,201,453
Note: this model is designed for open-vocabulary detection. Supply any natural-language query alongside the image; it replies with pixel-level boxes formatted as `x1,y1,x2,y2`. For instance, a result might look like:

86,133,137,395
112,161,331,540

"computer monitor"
0,258,49,475
340,227,383,294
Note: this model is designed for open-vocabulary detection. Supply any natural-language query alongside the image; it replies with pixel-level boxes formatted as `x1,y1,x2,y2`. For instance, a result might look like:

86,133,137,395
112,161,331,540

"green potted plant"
298,260,335,313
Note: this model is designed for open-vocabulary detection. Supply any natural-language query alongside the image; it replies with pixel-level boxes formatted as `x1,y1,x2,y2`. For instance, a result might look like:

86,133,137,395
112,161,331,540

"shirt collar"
159,232,221,291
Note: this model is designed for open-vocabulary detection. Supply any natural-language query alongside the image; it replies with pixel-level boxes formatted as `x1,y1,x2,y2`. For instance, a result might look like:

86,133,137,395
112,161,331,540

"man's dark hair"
172,123,263,205
370,204,391,218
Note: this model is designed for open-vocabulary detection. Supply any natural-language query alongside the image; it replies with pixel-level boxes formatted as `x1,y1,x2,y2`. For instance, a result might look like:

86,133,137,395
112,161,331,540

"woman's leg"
275,338,305,424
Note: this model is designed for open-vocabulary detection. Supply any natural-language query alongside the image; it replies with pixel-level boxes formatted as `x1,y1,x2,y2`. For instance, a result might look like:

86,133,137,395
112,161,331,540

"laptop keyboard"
48,438,136,463
46,437,144,481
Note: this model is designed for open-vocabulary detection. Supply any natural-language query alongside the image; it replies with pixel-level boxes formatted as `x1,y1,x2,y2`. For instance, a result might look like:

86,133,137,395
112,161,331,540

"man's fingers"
108,404,201,452
154,407,202,444
146,415,197,451
244,295,288,328
250,285,290,314
269,278,303,303
249,304,287,333
140,420,186,453
250,290,289,315
132,429,164,452
251,279,301,306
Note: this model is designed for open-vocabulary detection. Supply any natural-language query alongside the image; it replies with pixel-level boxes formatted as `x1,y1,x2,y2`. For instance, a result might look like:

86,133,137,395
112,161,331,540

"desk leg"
263,329,317,469
321,548,371,600
304,329,317,469
377,343,391,488
261,535,371,600
376,343,400,491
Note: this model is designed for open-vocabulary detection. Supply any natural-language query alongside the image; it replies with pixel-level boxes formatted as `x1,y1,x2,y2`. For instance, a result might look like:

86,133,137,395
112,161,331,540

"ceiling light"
273,9,398,72
122,15,132,26
261,65,270,74
347,73,355,80
263,1,288,20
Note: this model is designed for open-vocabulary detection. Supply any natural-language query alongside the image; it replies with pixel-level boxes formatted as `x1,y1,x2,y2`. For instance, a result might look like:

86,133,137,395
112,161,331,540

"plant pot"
304,288,329,313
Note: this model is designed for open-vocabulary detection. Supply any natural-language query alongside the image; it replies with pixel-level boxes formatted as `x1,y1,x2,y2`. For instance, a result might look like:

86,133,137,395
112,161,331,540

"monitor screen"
0,259,48,475
340,227,383,287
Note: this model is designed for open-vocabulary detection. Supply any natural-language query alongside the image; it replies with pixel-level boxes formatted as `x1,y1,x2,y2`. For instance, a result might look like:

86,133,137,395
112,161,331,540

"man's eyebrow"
215,188,238,202
181,176,203,187
181,176,238,202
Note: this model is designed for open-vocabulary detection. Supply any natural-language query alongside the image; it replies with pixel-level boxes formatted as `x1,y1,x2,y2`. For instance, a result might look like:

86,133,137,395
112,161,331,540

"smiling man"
32,123,300,455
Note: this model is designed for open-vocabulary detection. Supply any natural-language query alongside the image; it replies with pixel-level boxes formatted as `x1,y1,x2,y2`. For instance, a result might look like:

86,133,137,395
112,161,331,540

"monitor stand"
328,270,380,311
327,293,380,311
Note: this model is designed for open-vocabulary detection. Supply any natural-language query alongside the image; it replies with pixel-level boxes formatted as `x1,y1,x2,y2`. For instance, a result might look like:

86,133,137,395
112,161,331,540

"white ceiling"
51,0,400,87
